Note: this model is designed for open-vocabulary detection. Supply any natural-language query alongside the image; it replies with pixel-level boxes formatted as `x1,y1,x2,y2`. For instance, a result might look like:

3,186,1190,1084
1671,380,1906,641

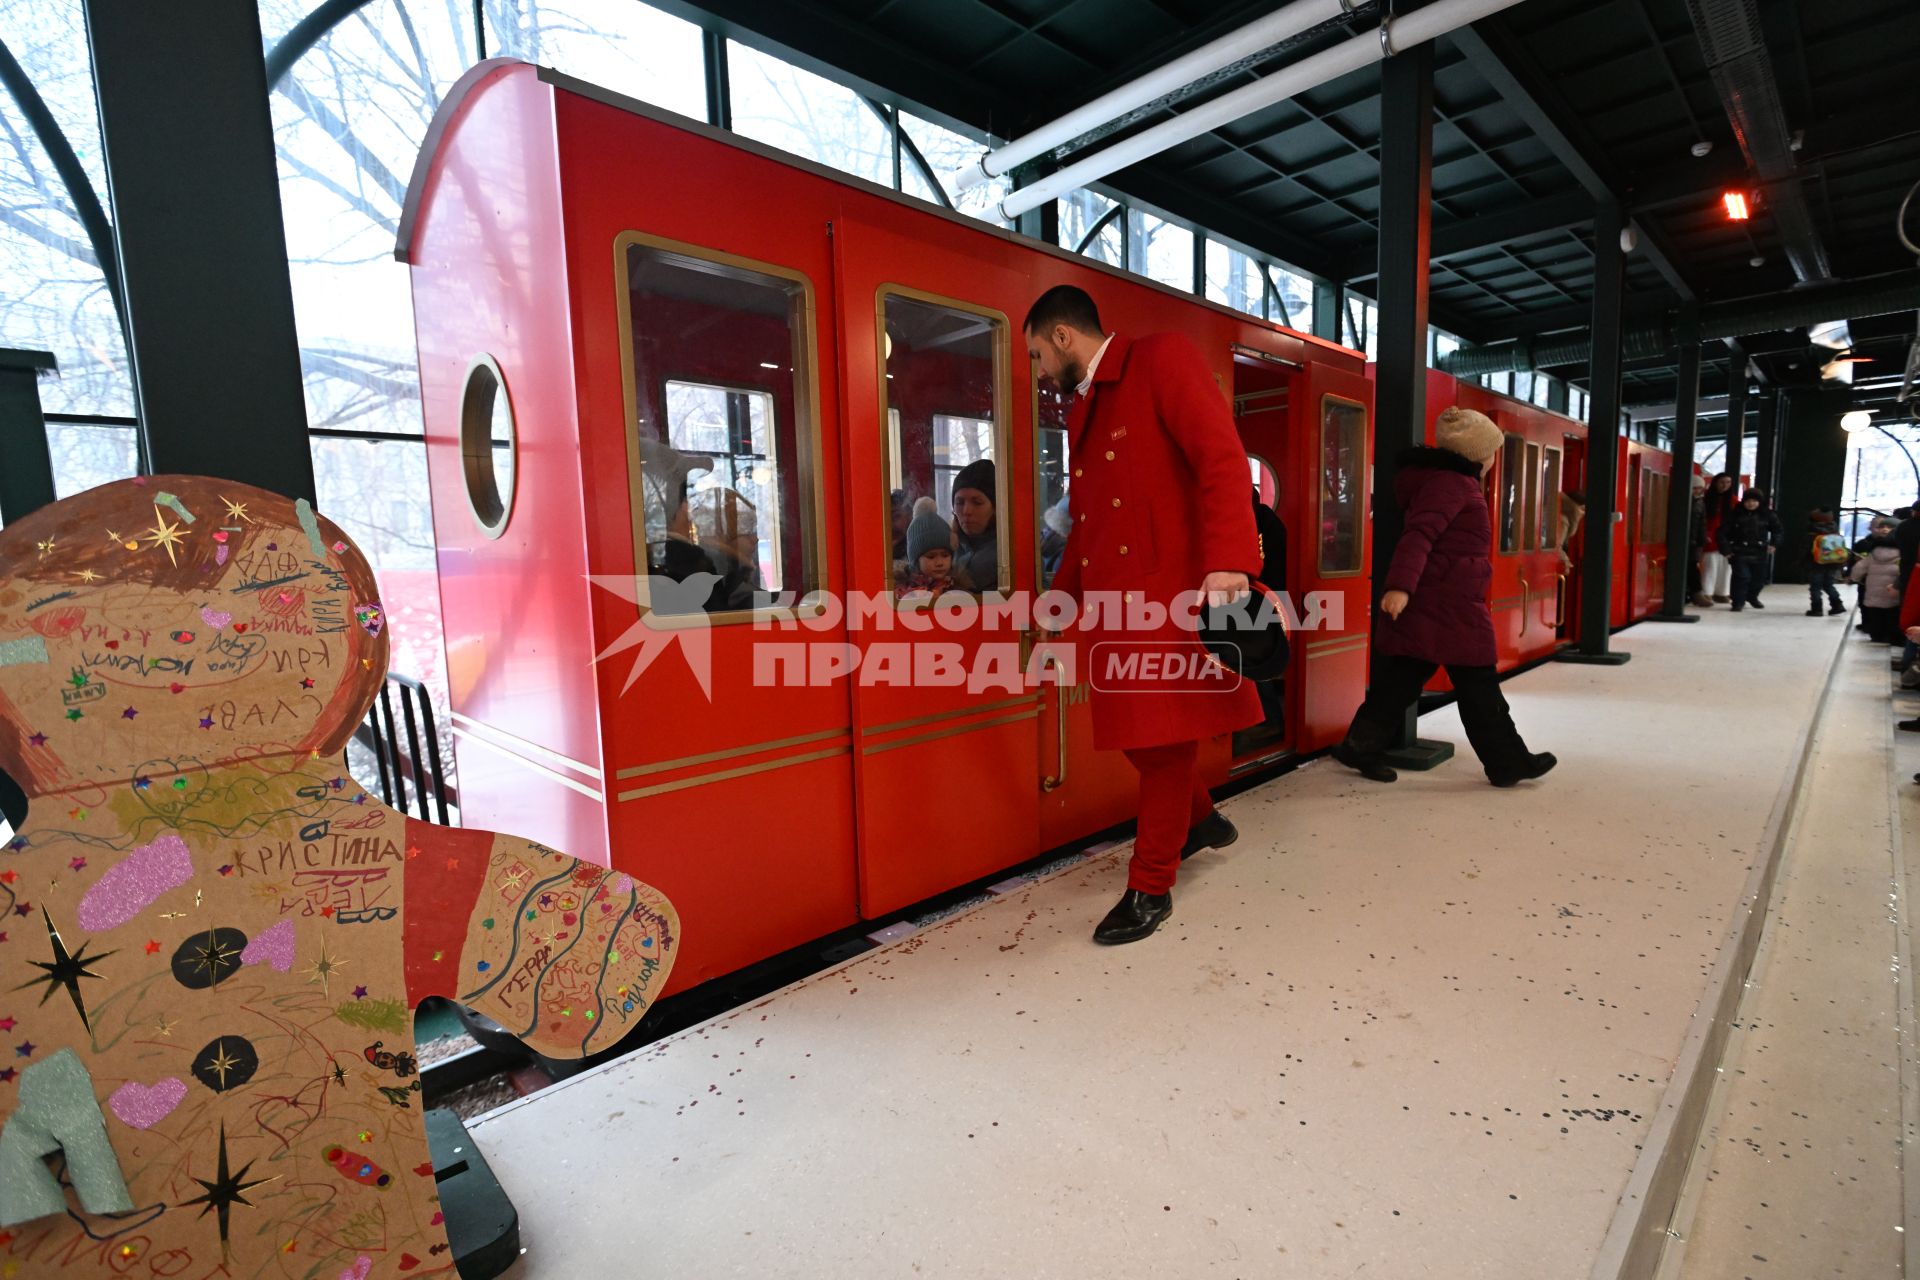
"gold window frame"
612,229,829,628
876,284,1013,608
1317,394,1367,578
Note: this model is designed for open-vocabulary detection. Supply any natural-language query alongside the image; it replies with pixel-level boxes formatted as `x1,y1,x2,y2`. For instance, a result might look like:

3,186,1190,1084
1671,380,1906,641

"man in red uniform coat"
1027,285,1263,945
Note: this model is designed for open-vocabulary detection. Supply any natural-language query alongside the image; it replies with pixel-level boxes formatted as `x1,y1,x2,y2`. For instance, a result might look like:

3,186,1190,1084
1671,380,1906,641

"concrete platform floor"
1667,621,1915,1280
473,606,1848,1279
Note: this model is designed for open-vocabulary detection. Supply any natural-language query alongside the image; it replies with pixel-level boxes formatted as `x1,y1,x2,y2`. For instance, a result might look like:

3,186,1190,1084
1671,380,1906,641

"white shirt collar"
1075,333,1115,398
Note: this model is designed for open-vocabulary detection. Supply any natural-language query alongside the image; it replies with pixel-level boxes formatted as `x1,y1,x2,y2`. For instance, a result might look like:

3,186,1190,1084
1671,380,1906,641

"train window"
617,234,820,618
1497,434,1525,554
460,354,516,539
1036,380,1072,591
1249,455,1279,509
881,290,1009,598
1522,442,1542,549
1539,447,1563,551
1317,396,1365,576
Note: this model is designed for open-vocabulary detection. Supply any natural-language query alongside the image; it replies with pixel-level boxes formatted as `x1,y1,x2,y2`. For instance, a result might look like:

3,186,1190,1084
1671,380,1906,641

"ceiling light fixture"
1691,140,1713,158
1723,191,1751,221
1841,410,1874,433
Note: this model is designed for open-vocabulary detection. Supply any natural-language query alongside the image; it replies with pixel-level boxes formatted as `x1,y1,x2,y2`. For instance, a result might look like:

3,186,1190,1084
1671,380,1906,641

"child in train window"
898,497,957,602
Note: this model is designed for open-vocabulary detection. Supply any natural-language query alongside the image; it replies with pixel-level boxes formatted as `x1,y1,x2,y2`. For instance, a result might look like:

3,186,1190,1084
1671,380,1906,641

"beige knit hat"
1435,406,1503,463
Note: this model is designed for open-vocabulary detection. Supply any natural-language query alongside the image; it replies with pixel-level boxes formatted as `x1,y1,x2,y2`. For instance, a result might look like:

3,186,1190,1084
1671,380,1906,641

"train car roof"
394,58,1361,366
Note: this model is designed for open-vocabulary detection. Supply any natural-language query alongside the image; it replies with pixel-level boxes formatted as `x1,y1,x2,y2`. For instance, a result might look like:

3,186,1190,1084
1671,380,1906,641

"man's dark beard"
1061,358,1087,390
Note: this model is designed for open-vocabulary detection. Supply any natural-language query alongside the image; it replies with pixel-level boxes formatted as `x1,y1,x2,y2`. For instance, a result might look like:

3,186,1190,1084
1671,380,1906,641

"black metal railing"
354,673,453,825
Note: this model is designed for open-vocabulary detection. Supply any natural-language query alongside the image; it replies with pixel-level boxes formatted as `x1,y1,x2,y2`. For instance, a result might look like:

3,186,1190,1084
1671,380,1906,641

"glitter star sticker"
219,496,252,523
15,909,114,1032
34,538,55,559
199,1041,245,1089
303,943,345,998
25,733,46,748
121,707,138,720
74,568,98,584
142,511,188,566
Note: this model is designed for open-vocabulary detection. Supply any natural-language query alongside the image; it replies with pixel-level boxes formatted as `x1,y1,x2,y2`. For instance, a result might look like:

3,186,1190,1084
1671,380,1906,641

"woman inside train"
950,458,999,593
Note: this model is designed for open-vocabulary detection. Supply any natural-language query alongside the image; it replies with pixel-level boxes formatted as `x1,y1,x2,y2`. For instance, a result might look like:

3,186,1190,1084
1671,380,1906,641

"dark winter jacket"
1689,495,1707,554
1718,505,1783,560
1254,492,1288,596
1376,446,1497,667
1896,516,1920,603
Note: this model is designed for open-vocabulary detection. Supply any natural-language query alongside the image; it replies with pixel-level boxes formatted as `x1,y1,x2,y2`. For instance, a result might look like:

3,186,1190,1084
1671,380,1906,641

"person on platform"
1554,490,1585,570
1700,472,1739,603
1025,284,1259,945
1804,508,1849,617
1688,475,1711,607
1894,502,1920,612
1850,516,1904,641
949,459,999,594
1719,488,1783,612
1331,407,1556,788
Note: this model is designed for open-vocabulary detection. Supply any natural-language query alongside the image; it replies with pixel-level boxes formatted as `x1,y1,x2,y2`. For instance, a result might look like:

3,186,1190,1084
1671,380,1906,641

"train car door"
1034,378,1138,850
586,223,859,995
1230,347,1294,768
833,215,1042,918
1559,433,1587,640
1291,358,1373,753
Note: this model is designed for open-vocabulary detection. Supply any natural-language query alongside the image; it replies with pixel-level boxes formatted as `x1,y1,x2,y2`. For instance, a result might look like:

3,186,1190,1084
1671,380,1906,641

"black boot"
1180,810,1238,860
1332,741,1398,783
1899,719,1920,733
1093,889,1173,945
1489,752,1558,788
1829,602,1845,616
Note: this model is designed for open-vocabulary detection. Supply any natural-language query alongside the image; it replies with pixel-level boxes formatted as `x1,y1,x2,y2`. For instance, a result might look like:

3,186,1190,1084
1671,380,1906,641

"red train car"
397,60,1376,995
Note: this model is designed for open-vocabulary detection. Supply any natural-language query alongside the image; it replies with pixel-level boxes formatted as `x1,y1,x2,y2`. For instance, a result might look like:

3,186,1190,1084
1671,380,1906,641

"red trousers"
1122,739,1215,895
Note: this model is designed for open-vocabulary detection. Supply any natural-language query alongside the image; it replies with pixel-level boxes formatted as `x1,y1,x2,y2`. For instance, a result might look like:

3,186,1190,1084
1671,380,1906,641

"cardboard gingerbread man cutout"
0,477,678,1276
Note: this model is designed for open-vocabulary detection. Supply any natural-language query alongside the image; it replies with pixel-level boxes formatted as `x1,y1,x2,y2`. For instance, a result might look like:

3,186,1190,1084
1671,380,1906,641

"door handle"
1553,572,1568,628
1038,649,1067,793
1518,576,1530,636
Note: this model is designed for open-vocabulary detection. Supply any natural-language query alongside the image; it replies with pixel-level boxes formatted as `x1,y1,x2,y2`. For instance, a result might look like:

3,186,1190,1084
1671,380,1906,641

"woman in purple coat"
1333,407,1557,787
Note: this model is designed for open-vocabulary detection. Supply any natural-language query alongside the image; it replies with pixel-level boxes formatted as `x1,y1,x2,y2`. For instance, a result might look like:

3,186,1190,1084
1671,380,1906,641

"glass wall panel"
1058,189,1121,266
1128,211,1194,291
1269,265,1315,331
1204,240,1261,317
486,1,705,119
1540,447,1563,551
897,111,1011,227
728,41,891,185
1036,380,1072,590
1343,298,1379,360
0,0,133,416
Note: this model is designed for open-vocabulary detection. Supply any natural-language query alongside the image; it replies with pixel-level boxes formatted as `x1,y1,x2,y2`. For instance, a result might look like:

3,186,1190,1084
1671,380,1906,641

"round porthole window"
461,354,516,538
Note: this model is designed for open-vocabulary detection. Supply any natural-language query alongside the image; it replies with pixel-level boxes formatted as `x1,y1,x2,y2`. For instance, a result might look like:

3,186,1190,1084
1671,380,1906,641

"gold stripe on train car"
860,708,1040,756
616,745,852,802
615,726,850,779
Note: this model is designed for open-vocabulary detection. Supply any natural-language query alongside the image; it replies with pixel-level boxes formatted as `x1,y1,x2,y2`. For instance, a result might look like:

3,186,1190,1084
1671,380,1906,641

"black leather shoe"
1332,742,1397,783
1899,719,1920,733
1750,598,1766,609
1180,809,1238,860
1093,889,1173,945
1490,751,1557,788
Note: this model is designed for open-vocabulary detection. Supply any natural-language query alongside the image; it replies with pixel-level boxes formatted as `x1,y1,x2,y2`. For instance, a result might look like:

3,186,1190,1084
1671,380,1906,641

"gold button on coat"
1080,557,1089,567
1111,497,1121,507
1104,450,1115,460
1119,545,1129,555
1073,468,1082,478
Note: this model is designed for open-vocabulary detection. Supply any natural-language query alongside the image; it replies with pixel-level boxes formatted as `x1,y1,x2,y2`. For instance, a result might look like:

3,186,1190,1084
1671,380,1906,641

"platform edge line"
1886,681,1920,1279
1587,617,1854,1280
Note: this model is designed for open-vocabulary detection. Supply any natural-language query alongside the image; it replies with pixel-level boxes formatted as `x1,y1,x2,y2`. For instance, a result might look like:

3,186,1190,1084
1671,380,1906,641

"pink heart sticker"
339,1257,373,1280
200,607,232,630
241,918,296,973
108,1077,186,1129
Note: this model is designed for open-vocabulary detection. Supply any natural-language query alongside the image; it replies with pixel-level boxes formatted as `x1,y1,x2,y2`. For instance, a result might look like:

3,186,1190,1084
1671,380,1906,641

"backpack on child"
1812,532,1849,565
